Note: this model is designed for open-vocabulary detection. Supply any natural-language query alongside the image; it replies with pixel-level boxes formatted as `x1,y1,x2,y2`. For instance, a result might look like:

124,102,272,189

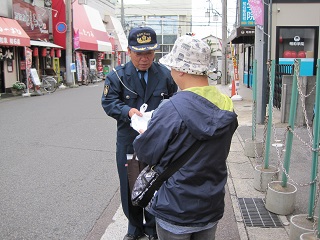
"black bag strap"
157,140,202,181
134,141,202,207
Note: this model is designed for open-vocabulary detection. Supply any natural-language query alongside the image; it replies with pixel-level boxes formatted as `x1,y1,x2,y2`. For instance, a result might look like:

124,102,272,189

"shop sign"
0,47,14,61
75,52,82,82
12,0,50,41
73,29,80,50
240,0,255,27
248,0,264,28
0,36,21,46
97,52,104,72
289,36,305,46
20,60,26,70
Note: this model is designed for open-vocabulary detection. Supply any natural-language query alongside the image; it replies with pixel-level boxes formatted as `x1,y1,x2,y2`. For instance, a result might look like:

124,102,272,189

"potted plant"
11,81,26,96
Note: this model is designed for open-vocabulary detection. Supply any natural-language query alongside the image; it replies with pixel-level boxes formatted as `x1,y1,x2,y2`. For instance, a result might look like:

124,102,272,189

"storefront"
227,0,255,88
13,0,63,86
228,27,255,88
104,15,128,68
52,0,113,85
73,2,112,84
0,17,30,93
276,26,319,76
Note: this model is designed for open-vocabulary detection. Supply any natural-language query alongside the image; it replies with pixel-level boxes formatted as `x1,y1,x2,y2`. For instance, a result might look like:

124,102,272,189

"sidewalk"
215,83,290,240
100,82,293,240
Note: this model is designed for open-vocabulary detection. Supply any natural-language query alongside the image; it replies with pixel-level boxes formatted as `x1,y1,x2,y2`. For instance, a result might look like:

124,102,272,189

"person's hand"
138,129,145,134
129,108,143,118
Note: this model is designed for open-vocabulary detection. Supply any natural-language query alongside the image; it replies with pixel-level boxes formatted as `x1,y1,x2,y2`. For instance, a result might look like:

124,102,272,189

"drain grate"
238,198,283,228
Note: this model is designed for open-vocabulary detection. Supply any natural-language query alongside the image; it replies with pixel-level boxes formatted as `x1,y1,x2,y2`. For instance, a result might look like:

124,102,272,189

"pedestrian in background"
133,35,238,240
101,26,177,240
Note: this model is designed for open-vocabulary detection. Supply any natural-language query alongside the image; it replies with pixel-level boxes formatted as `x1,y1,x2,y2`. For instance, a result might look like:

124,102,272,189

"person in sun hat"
133,35,238,240
101,26,177,240
159,35,211,75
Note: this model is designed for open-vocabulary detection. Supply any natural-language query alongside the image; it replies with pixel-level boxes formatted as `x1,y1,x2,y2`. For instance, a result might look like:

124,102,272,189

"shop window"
276,26,318,76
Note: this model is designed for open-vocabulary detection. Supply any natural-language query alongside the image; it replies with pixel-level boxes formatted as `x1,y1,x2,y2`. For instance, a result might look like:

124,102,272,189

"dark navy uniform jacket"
101,61,177,145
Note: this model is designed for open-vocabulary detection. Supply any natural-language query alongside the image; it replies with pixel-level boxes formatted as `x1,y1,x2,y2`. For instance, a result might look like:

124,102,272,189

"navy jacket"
133,89,238,226
101,61,177,145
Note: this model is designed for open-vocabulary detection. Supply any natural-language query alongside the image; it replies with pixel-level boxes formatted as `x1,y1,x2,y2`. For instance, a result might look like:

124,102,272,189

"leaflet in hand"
131,103,154,133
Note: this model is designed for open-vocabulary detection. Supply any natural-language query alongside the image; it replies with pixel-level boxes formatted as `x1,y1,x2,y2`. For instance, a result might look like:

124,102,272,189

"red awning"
0,17,30,46
72,2,112,52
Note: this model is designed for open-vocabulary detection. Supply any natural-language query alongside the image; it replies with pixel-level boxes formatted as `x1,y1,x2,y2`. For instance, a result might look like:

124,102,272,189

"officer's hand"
138,129,145,134
129,108,143,118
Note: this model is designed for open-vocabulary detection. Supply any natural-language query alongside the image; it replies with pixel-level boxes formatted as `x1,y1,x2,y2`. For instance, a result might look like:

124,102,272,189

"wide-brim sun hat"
159,35,211,75
128,26,160,52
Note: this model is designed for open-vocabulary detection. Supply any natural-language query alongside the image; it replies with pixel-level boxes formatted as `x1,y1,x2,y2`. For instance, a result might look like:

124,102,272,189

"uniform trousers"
116,141,156,237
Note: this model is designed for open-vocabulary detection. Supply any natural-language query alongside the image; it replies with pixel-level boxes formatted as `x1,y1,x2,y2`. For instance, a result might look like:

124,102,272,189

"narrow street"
0,82,119,240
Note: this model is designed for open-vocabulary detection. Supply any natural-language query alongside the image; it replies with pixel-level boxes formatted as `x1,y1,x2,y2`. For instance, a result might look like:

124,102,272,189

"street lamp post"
221,0,227,85
205,0,226,85
205,0,221,24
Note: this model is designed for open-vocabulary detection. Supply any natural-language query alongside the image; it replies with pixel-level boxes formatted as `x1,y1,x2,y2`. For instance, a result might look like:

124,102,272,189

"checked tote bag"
131,141,202,208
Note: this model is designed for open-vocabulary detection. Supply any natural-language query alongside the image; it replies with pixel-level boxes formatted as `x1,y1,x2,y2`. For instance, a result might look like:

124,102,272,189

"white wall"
0,0,11,18
115,0,192,34
116,0,192,16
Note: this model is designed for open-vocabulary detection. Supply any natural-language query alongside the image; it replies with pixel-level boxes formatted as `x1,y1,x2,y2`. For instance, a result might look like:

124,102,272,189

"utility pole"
120,0,126,64
255,0,269,123
221,0,227,85
65,0,73,86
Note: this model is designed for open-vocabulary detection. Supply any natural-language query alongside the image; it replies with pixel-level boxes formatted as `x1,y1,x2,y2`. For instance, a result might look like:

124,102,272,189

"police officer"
101,26,177,240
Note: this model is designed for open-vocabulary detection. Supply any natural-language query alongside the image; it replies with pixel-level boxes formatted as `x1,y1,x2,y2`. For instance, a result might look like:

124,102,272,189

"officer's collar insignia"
104,85,109,96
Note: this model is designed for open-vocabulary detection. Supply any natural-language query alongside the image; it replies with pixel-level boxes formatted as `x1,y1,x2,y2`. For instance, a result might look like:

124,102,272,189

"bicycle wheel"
84,74,90,86
43,77,57,93
90,72,96,84
216,70,222,81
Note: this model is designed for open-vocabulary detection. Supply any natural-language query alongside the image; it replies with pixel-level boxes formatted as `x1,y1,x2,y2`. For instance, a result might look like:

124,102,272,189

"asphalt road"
0,82,241,240
0,82,120,240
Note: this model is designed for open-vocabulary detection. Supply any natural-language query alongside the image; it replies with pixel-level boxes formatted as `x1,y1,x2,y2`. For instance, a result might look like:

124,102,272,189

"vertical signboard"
240,0,255,27
53,57,60,82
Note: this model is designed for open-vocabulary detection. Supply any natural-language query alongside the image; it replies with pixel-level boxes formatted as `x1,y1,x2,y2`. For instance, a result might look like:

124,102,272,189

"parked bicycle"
208,68,222,81
84,69,98,86
28,68,58,94
40,75,58,93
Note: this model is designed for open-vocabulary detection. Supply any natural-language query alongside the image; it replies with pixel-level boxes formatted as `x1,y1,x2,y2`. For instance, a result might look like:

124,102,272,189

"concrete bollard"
244,138,263,158
300,232,317,240
253,165,279,192
265,181,297,215
289,214,317,240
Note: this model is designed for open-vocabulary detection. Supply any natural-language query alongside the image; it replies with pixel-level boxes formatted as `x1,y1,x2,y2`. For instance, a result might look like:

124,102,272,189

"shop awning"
72,2,112,52
104,16,127,52
228,27,255,44
30,40,63,48
0,17,30,46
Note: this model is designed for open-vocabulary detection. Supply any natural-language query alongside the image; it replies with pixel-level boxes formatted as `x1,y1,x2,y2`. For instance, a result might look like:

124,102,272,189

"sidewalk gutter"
216,83,290,240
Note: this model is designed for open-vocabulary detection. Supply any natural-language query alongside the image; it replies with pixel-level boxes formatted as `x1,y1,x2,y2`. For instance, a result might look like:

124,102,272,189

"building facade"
0,0,127,94
228,0,320,123
115,0,192,62
0,1,31,93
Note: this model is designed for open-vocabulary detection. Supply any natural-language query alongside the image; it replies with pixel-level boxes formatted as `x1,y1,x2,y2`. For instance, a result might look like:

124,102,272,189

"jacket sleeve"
101,70,131,123
133,101,179,166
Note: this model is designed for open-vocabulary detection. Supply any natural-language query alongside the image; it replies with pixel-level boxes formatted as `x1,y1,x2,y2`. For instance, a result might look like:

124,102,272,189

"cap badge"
137,33,152,44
